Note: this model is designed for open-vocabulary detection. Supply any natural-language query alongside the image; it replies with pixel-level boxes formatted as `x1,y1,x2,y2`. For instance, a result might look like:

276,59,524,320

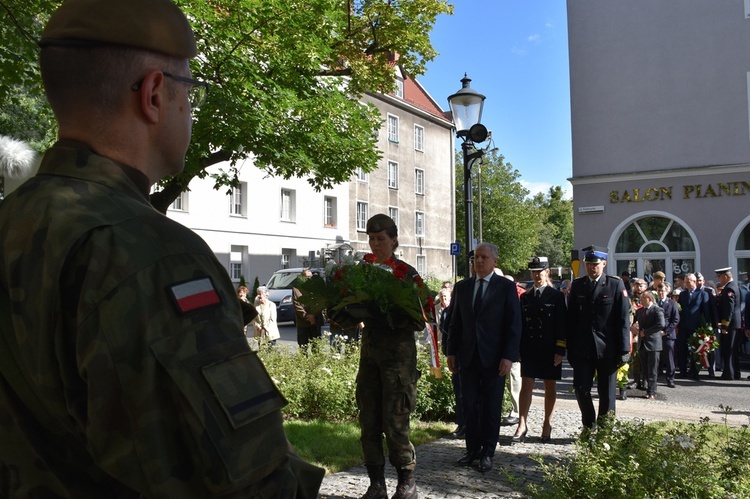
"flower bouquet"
688,321,718,369
296,253,434,332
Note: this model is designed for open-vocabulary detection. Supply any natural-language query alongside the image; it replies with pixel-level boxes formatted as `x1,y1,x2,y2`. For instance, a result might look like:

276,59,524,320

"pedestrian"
715,268,743,380
656,283,680,388
447,242,522,473
356,214,422,499
253,286,281,348
566,246,630,430
635,291,665,399
677,273,712,380
513,256,566,443
0,0,323,495
292,269,325,350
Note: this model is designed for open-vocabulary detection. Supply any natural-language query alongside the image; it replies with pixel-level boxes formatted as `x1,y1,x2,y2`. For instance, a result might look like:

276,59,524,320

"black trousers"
570,355,619,429
459,350,505,457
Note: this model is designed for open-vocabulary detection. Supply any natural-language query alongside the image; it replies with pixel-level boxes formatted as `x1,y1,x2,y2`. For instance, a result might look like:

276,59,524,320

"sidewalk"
317,388,750,499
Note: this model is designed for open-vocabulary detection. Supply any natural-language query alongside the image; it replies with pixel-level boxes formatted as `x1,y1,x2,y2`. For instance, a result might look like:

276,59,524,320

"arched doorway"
730,217,750,294
612,215,697,285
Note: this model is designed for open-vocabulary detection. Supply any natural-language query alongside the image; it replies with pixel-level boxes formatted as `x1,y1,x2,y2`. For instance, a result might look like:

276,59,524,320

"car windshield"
266,272,300,290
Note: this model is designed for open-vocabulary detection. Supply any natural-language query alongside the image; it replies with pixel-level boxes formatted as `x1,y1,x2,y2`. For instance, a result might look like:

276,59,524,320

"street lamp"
448,74,488,277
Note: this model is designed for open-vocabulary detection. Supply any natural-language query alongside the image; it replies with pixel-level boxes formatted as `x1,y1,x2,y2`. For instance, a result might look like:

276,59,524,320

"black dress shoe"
478,455,493,472
456,451,480,466
500,416,519,426
667,381,675,388
450,426,466,438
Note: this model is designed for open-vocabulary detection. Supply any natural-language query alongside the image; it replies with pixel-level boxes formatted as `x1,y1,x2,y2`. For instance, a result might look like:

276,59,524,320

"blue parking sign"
450,242,460,255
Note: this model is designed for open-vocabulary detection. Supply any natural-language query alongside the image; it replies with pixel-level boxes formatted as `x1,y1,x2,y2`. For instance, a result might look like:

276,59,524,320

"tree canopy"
455,149,543,276
531,185,574,271
0,0,453,210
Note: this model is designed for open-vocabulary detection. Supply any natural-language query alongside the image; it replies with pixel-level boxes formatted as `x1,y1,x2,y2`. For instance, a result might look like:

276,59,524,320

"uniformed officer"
513,256,567,443
0,0,323,496
566,246,630,430
715,267,743,380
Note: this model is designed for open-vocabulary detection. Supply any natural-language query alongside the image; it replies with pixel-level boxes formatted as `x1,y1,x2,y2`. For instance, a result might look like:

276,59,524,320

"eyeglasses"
131,71,209,109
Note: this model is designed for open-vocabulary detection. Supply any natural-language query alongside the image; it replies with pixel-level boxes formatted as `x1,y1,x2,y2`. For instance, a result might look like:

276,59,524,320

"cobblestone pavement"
317,379,750,499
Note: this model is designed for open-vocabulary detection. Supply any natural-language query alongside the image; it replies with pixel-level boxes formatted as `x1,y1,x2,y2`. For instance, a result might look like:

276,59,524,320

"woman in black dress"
513,257,567,443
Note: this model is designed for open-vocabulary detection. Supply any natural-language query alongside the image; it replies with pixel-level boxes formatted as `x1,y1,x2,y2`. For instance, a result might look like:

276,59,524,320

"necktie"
474,278,485,313
535,288,541,299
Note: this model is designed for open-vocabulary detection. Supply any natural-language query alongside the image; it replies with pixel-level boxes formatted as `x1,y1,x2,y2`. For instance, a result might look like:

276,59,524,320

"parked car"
265,267,324,324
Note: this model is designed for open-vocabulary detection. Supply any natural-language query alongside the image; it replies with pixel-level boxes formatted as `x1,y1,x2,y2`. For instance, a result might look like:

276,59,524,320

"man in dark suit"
715,268,743,380
447,243,521,473
656,283,680,388
677,273,711,380
635,291,665,399
566,246,630,430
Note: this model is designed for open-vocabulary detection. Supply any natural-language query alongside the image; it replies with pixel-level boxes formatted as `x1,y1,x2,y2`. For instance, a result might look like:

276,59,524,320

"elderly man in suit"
566,246,630,430
677,273,711,380
635,291,665,399
447,243,521,473
656,283,680,388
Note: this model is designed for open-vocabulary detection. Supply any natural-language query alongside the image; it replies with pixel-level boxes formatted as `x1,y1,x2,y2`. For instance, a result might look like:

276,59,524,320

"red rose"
393,268,406,280
413,275,424,287
334,269,345,281
363,253,376,263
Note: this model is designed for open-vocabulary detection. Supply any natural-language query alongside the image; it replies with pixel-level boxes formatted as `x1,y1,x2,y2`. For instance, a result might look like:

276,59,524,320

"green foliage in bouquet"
296,254,435,330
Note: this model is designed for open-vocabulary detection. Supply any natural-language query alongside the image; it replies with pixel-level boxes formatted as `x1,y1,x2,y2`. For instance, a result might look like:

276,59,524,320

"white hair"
0,136,40,179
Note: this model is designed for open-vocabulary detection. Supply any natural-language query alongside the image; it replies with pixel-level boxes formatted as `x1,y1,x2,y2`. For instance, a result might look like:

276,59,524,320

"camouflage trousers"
356,328,419,470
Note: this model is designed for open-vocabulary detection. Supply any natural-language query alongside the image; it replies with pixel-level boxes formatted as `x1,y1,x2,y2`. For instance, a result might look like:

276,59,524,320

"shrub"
529,412,750,498
258,334,457,422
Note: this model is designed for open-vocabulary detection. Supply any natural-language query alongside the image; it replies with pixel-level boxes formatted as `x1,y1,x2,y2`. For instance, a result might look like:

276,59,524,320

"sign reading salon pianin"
610,180,750,203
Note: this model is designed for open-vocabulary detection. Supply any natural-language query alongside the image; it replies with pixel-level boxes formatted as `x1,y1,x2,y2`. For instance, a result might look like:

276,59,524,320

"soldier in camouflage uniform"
356,214,422,499
0,0,323,497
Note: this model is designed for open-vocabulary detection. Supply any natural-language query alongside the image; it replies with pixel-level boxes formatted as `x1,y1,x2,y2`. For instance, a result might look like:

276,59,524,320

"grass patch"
285,419,452,473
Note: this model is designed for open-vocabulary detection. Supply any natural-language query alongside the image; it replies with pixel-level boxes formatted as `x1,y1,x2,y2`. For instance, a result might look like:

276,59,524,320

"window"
229,182,246,216
394,79,404,99
169,191,188,211
356,202,369,231
230,246,244,281
356,167,369,182
389,207,399,227
324,196,337,227
281,248,294,269
387,161,399,189
414,125,424,152
415,211,425,237
387,114,399,142
416,255,426,275
415,168,425,195
280,189,296,222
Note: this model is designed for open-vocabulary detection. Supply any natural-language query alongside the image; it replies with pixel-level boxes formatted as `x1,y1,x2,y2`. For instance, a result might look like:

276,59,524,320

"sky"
417,1,572,199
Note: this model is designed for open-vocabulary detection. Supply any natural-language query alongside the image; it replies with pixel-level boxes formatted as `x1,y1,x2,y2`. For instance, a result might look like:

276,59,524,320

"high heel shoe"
511,429,527,443
541,425,552,443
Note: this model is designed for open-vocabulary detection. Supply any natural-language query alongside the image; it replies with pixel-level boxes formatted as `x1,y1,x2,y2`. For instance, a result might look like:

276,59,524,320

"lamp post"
448,74,488,277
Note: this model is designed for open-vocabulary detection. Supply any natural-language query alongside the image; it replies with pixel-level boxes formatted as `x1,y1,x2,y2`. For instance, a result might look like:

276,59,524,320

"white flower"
320,367,332,376
602,443,611,451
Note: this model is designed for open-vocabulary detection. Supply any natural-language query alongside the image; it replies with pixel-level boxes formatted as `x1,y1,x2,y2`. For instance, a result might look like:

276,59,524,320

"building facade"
567,0,750,283
167,74,455,286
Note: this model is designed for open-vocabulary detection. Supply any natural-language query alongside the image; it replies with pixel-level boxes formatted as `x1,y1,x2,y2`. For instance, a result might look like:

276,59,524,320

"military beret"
528,256,549,271
582,245,608,263
653,271,666,279
366,214,397,234
40,0,197,59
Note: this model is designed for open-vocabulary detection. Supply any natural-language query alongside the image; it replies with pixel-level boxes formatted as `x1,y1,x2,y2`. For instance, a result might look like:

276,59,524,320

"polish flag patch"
169,277,221,313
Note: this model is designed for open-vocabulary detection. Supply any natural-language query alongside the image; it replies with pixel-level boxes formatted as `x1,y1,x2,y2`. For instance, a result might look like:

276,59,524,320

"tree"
0,0,453,211
532,185,574,271
455,149,543,276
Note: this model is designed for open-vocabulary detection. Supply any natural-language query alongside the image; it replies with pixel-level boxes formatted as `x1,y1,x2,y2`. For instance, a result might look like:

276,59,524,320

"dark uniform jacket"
519,285,567,359
657,297,680,340
0,141,322,498
566,274,630,361
717,280,742,331
678,288,711,332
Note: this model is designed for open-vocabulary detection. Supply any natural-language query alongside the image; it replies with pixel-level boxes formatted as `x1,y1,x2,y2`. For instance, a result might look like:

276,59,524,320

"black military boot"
391,469,417,499
361,465,387,499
